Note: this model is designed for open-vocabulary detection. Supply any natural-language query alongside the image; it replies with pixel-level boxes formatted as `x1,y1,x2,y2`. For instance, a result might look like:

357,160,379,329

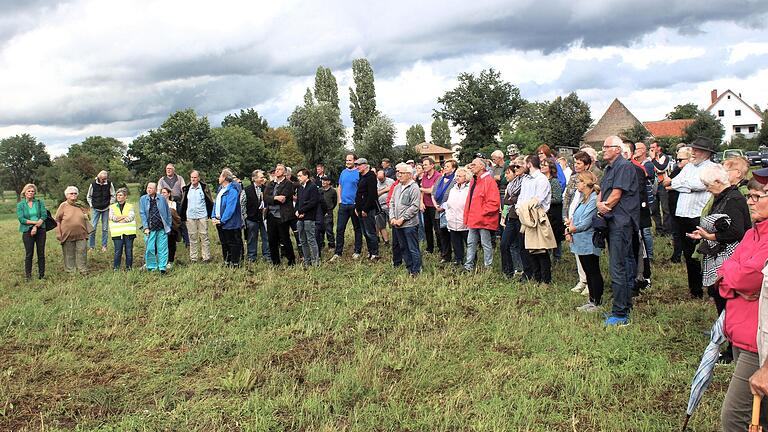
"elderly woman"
212,168,243,267
55,186,90,274
109,188,137,270
444,166,471,266
716,175,768,430
160,187,182,268
722,156,750,195
566,172,603,312
540,157,565,261
500,157,526,278
17,184,47,280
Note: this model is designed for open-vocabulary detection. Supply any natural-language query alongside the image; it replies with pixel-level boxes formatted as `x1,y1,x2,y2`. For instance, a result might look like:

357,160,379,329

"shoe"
604,315,630,327
581,286,590,296
101,246,107,252
160,270,167,275
369,255,381,262
329,254,340,262
577,302,601,313
571,281,586,293
352,253,361,260
717,352,733,365
166,263,173,269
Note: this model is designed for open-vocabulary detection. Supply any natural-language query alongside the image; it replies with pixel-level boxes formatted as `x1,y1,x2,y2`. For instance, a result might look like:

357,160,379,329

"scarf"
434,172,455,203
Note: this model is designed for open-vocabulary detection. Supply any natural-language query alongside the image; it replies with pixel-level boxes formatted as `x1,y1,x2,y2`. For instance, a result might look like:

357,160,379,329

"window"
736,110,742,116
735,127,742,133
749,126,756,133
728,95,731,99
718,110,725,117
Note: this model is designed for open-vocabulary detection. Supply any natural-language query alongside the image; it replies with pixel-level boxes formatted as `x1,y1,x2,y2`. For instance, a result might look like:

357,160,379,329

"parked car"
746,151,762,166
761,148,768,167
712,152,723,163
723,148,746,159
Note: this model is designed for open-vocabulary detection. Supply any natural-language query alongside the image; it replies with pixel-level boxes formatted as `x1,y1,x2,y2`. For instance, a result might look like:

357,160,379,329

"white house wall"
708,91,763,143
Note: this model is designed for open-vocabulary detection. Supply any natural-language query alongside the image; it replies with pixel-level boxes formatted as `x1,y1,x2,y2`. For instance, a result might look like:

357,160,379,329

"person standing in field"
389,163,422,276
55,186,90,274
160,187,182,268
331,153,363,261
179,170,214,263
139,182,172,274
354,157,380,261
419,157,442,255
109,187,137,271
17,183,47,280
86,170,115,252
319,175,337,250
243,170,270,263
432,159,457,264
375,168,395,247
211,168,243,267
445,167,471,266
158,163,188,247
295,168,322,266
464,157,500,272
264,164,297,266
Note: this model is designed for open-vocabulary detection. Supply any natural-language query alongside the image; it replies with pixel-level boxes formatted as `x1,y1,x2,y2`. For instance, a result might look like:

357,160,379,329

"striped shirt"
670,159,714,218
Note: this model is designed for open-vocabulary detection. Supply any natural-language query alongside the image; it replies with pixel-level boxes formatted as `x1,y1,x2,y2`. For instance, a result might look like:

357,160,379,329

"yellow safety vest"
109,202,137,238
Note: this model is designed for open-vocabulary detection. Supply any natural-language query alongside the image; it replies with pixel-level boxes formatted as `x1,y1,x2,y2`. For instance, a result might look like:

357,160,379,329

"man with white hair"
86,170,115,252
464,157,500,271
389,163,422,276
139,182,172,274
159,163,188,246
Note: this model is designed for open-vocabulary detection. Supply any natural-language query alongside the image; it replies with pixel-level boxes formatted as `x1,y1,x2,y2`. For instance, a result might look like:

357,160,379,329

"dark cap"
689,136,717,153
753,168,768,185
354,157,368,165
319,175,330,181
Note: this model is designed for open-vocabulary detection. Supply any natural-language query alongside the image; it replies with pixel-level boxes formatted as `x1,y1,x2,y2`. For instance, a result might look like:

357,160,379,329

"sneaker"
352,253,361,260
571,281,586,293
166,262,173,269
329,254,340,262
369,255,381,262
581,286,590,296
101,246,108,252
576,302,601,313
604,315,630,327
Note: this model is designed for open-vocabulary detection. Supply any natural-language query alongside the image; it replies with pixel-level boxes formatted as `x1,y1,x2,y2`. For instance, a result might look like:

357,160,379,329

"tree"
289,86,346,170
757,112,768,148
68,136,126,169
221,108,269,139
499,124,540,155
397,144,422,165
314,66,340,109
263,127,304,170
349,58,379,145
727,134,760,151
666,103,699,120
542,92,592,149
684,110,725,146
0,134,51,200
356,114,397,167
430,117,451,148
405,124,426,146
621,123,650,144
435,68,524,162
211,126,275,178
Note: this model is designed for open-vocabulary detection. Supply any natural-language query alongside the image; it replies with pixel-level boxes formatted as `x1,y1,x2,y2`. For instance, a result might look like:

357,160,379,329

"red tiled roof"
642,119,695,138
415,142,453,155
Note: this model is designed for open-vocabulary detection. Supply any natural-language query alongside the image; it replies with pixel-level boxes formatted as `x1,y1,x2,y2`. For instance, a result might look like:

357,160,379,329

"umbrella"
751,394,763,432
682,311,727,431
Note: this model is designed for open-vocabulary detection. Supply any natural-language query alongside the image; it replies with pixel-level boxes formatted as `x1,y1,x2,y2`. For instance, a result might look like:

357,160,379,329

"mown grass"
0,198,728,431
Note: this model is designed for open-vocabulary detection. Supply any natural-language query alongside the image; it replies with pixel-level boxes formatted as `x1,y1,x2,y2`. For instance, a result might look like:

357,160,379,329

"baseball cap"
354,157,368,165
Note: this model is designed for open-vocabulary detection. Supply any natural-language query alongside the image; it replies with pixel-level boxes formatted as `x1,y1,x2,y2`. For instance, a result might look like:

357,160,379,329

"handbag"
43,210,57,231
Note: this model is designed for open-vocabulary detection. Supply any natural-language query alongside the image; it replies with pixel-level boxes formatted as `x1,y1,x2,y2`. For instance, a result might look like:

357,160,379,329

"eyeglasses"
746,193,768,203
511,165,521,169
676,158,685,162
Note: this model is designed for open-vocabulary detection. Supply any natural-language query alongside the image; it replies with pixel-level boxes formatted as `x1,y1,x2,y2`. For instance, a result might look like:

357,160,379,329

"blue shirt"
600,155,639,229
186,184,207,219
339,168,359,205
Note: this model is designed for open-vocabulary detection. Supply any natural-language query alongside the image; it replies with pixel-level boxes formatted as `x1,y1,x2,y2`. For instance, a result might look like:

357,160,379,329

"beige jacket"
758,260,768,366
516,197,556,252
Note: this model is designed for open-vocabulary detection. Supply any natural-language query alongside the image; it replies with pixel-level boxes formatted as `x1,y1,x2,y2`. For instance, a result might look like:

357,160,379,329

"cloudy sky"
1,0,767,155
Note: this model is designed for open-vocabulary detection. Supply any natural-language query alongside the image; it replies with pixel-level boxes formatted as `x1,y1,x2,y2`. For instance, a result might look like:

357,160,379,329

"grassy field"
0,195,729,431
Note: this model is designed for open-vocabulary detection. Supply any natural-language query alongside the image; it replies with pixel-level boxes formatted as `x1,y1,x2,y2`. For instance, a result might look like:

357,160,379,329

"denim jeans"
394,226,421,274
449,230,468,265
246,219,270,261
641,226,653,260
500,218,523,276
89,208,109,248
112,235,134,270
465,228,493,270
607,223,633,318
297,219,319,265
335,204,362,256
359,210,379,256
320,212,335,248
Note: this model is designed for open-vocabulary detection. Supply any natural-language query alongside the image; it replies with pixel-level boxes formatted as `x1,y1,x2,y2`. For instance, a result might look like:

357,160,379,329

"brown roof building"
642,119,695,138
583,99,645,149
415,142,454,163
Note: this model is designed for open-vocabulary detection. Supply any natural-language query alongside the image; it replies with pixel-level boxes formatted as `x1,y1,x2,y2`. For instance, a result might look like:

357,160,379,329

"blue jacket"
212,181,243,230
569,191,601,256
139,194,172,234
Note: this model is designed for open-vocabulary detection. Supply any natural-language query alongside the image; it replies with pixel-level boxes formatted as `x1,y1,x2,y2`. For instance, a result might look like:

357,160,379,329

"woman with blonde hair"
566,172,603,312
16,183,48,280
109,187,137,270
55,186,90,274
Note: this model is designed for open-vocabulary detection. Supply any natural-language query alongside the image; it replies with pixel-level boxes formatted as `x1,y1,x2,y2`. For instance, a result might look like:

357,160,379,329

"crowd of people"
15,134,768,430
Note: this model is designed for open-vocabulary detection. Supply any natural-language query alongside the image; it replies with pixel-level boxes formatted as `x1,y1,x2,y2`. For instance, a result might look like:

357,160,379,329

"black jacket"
264,178,296,222
296,182,322,222
244,183,264,222
355,170,378,213
178,182,214,222
321,186,337,214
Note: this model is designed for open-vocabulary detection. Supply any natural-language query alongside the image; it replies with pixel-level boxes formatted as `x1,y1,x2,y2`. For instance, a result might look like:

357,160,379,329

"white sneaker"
329,254,340,262
166,263,173,269
352,253,361,260
571,281,586,293
577,301,601,313
581,286,590,296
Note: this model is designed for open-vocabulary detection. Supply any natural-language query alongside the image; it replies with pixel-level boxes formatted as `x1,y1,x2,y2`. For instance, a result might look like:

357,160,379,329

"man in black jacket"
319,175,337,250
178,170,214,263
354,158,380,260
295,168,321,265
263,164,296,266
244,169,271,263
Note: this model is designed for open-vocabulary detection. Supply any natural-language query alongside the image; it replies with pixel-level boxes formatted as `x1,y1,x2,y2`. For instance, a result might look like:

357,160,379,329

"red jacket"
464,171,500,230
719,219,768,353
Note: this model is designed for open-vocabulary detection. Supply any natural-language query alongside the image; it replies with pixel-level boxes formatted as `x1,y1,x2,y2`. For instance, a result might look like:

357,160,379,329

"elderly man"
649,141,673,236
376,168,395,246
139,182,172,274
390,163,422,276
158,163,188,245
464,157,500,271
264,164,297,266
179,170,214,263
243,170,270,263
381,158,396,180
354,157,380,260
86,170,115,252
598,136,640,326
664,136,716,298
211,168,243,267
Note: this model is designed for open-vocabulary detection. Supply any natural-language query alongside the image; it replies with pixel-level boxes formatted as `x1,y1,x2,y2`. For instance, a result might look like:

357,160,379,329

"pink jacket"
720,219,768,353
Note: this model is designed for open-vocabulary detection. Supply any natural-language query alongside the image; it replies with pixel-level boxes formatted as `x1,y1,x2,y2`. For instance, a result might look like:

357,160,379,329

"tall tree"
289,86,346,170
684,110,725,145
314,66,340,109
405,124,426,146
356,114,396,167
212,126,275,178
621,123,651,143
435,68,524,162
263,127,304,170
430,116,451,148
666,103,699,120
757,111,768,148
349,58,379,145
221,108,269,139
542,92,592,149
0,134,51,200
67,136,126,168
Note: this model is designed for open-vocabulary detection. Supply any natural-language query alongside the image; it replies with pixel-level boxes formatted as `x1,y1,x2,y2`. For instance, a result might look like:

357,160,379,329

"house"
415,142,454,163
642,119,695,139
582,98,646,149
706,89,763,143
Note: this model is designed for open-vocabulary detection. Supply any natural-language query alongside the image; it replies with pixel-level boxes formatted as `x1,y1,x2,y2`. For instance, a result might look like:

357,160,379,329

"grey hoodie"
389,180,420,228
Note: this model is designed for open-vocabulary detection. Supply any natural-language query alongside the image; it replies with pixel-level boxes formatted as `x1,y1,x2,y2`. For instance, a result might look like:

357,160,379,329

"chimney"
711,89,718,104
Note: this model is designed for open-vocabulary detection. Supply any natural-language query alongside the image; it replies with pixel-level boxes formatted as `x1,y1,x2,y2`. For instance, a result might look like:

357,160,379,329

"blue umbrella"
683,311,727,431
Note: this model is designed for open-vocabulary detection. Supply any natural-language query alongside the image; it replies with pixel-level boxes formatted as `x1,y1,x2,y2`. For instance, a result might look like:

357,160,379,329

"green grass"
0,205,728,431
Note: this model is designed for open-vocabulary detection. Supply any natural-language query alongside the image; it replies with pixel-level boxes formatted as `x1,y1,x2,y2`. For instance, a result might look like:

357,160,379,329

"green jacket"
17,198,46,233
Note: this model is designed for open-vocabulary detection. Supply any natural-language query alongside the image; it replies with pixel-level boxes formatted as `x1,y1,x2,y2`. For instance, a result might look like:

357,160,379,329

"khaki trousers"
186,218,210,261
721,347,768,430
62,239,87,274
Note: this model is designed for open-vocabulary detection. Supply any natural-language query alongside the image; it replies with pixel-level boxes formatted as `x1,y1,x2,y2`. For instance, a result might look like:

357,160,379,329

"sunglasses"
676,158,685,162
511,165,521,169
